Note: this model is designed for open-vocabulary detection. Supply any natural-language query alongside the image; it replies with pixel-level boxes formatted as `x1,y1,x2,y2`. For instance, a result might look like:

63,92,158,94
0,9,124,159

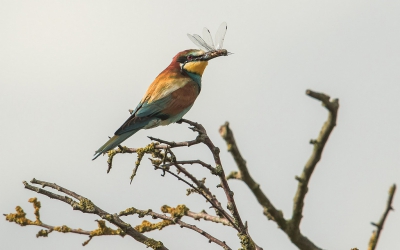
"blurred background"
1,1,399,249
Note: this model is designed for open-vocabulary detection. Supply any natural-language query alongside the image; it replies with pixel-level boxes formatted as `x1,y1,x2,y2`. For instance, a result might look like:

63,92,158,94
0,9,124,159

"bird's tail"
92,131,137,160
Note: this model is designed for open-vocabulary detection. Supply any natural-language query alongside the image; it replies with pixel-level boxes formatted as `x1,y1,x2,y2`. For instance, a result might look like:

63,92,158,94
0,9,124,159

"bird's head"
174,49,227,77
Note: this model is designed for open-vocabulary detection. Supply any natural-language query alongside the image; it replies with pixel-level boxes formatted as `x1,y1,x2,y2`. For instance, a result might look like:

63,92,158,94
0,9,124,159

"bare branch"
180,119,247,232
119,205,232,250
368,184,396,250
106,136,201,173
219,122,287,229
127,119,257,249
144,122,243,230
39,223,91,236
174,160,217,175
153,164,236,230
290,90,339,229
147,136,200,147
186,210,231,226
95,118,263,249
173,163,236,226
22,179,168,250
220,89,339,250
31,178,83,200
160,159,218,177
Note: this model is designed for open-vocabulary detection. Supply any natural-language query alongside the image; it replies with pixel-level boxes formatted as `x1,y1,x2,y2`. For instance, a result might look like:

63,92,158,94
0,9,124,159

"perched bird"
93,23,229,160
92,49,227,160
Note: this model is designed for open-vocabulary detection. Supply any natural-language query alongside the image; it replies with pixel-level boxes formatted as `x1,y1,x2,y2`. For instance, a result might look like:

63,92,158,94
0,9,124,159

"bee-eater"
92,49,227,160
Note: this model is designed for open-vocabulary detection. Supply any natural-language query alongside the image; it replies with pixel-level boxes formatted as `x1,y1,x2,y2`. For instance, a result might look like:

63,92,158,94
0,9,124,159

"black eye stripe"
177,54,203,63
177,56,186,63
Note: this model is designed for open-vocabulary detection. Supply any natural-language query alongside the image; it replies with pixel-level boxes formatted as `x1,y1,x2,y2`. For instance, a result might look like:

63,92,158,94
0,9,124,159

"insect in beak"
187,22,232,59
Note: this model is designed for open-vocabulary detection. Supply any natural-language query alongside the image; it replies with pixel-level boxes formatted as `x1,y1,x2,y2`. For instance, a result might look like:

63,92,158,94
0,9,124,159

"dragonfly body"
93,23,229,160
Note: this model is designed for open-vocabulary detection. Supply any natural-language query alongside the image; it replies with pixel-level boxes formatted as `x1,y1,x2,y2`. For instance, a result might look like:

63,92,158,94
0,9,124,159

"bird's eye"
187,55,193,61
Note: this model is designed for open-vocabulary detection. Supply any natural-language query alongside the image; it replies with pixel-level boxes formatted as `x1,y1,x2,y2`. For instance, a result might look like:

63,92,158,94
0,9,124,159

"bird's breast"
162,81,199,116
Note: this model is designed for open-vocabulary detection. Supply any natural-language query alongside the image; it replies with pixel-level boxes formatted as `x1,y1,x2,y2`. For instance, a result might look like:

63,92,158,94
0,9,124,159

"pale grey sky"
1,1,399,249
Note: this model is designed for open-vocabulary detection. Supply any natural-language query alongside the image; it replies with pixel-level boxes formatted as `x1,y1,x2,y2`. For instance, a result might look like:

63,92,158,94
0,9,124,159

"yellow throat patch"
183,61,208,76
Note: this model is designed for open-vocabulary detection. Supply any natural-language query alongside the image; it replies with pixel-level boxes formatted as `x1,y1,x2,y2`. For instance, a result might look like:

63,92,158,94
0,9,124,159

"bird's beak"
202,49,230,61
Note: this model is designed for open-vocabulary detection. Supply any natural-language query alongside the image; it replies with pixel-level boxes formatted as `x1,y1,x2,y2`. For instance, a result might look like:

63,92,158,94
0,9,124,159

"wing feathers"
115,81,199,135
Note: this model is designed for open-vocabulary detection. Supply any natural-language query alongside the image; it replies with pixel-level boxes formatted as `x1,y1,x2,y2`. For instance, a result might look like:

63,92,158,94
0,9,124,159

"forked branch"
4,197,92,240
179,119,247,233
19,179,168,250
220,89,339,250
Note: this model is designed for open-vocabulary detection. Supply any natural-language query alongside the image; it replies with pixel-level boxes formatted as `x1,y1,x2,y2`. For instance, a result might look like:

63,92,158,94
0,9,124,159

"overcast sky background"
1,1,399,249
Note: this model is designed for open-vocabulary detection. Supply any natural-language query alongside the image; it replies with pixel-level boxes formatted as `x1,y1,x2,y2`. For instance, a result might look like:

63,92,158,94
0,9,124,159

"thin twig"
175,160,217,174
31,178,83,200
186,211,231,226
40,223,91,235
22,179,168,250
160,160,217,176
148,136,200,147
172,163,236,228
368,184,396,250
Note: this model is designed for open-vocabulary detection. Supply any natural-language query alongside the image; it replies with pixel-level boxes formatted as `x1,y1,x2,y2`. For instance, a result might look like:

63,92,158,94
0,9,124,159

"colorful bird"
93,23,229,160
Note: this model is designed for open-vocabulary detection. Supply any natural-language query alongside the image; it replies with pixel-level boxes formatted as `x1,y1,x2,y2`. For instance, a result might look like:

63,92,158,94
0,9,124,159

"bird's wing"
115,79,199,135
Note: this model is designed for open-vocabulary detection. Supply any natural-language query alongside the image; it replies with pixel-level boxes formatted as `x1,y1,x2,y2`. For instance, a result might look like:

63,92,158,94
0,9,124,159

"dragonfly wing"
202,27,215,50
193,34,214,51
215,22,227,50
187,34,212,51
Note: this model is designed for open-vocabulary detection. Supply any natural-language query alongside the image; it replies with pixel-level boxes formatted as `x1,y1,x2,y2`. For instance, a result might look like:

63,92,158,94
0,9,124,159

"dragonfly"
187,22,230,58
